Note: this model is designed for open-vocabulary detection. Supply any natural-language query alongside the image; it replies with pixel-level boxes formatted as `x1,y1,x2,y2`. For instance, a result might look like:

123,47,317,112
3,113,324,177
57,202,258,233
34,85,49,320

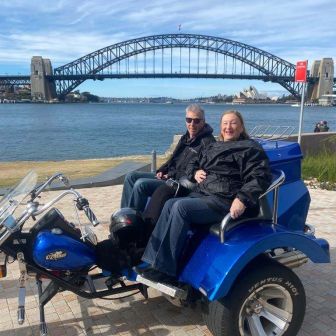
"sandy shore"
0,155,167,188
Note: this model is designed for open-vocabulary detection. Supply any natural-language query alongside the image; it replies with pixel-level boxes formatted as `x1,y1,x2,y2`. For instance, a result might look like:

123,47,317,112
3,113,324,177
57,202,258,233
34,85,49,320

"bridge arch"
54,34,302,98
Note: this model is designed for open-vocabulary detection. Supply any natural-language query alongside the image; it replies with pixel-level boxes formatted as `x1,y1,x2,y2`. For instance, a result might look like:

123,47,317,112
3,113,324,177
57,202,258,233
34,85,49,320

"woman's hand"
230,198,246,219
156,172,168,180
194,169,207,183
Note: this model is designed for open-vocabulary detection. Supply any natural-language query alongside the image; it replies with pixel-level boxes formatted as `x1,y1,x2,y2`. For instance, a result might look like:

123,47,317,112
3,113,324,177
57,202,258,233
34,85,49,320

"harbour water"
0,103,335,162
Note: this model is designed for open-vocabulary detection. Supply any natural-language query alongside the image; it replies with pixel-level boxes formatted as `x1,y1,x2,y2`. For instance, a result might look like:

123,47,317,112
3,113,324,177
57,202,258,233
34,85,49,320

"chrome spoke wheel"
239,284,293,336
203,260,305,336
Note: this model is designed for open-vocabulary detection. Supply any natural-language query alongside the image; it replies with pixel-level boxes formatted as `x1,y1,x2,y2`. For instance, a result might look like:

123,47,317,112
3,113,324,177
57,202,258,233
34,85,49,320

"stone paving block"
172,330,190,336
1,185,336,335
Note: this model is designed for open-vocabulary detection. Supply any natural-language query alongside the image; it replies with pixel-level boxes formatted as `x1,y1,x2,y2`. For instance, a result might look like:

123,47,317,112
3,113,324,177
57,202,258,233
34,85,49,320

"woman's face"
221,113,243,141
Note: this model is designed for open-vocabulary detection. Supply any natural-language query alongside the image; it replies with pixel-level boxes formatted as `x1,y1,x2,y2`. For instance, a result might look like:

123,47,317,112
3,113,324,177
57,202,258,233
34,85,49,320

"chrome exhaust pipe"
273,250,308,268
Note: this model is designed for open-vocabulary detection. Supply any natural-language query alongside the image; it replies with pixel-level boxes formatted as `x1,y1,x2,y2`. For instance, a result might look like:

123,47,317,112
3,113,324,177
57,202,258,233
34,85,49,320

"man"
318,120,329,132
120,104,215,212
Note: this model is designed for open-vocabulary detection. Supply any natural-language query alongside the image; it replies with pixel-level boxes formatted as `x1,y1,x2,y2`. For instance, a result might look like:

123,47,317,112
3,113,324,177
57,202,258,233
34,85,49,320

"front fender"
179,222,330,301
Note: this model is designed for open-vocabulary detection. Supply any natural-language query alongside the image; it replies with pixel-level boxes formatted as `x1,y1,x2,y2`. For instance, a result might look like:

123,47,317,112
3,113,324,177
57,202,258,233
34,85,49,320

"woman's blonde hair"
218,110,250,141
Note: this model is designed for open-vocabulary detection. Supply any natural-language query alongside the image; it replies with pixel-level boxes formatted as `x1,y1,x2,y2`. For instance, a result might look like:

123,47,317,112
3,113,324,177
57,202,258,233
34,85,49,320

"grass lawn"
302,152,336,188
1,152,335,190
0,155,168,188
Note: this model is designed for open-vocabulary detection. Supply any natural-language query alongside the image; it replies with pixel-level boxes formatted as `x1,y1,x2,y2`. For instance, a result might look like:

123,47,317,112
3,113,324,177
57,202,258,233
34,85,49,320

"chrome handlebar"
31,173,99,226
0,173,99,246
33,189,81,216
33,173,66,197
83,206,99,227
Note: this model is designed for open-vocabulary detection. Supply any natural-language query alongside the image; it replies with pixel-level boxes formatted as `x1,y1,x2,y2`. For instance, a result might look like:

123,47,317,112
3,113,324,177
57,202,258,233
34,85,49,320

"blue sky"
0,0,335,98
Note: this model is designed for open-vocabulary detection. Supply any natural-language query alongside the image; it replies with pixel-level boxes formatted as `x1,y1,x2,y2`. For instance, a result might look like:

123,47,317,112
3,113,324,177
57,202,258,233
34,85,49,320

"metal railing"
219,170,285,243
250,125,295,140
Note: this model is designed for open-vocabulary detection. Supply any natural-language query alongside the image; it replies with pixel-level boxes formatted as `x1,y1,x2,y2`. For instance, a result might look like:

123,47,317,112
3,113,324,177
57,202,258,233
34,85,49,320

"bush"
302,152,336,189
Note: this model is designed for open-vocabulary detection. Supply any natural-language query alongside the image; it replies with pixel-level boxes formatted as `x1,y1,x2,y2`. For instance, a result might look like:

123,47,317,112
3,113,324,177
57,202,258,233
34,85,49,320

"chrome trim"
219,170,285,243
259,170,286,199
136,274,187,299
239,283,293,335
33,173,64,197
304,224,315,236
259,170,285,225
0,230,11,246
273,250,308,268
32,189,81,216
219,213,232,243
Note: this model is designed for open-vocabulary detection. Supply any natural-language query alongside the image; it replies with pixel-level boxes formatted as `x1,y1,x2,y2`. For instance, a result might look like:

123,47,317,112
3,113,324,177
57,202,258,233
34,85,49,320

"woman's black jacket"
186,139,272,214
157,123,215,180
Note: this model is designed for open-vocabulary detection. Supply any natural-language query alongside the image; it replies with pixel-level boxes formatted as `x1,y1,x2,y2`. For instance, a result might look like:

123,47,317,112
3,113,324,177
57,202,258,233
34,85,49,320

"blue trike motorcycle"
0,139,330,336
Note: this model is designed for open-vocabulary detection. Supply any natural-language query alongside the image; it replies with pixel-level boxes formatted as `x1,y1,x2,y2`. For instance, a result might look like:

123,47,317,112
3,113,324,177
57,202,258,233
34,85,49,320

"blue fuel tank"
33,230,97,271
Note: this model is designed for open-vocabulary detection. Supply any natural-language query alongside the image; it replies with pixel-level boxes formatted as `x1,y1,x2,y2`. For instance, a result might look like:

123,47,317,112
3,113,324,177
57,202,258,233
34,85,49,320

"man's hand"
230,198,246,219
194,169,207,183
156,172,168,179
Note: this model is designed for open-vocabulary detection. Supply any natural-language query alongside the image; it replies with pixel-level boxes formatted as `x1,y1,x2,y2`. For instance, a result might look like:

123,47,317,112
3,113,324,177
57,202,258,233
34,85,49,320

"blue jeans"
120,171,166,211
142,197,227,276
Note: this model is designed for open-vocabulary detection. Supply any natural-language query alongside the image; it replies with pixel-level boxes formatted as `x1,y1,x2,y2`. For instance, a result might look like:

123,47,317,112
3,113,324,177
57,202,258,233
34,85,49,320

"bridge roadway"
0,73,325,82
0,184,335,336
0,33,335,100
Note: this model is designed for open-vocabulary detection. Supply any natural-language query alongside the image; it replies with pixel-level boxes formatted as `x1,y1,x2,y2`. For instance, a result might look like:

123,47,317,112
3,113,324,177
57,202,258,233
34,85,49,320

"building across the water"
233,86,268,104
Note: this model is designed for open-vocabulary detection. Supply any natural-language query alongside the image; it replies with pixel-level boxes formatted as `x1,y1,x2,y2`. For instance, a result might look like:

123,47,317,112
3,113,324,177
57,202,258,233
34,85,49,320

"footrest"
136,274,187,299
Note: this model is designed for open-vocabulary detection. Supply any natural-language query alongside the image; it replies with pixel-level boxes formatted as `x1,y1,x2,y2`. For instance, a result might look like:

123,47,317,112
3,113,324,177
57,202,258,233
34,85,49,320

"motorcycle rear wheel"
203,261,306,336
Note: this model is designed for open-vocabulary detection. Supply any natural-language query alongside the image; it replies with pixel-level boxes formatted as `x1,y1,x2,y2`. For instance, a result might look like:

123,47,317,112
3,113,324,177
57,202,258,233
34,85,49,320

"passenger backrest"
210,196,272,237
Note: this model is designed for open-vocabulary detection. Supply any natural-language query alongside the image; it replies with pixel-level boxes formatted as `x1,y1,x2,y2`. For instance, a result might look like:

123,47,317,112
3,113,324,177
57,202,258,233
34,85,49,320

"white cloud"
0,0,335,96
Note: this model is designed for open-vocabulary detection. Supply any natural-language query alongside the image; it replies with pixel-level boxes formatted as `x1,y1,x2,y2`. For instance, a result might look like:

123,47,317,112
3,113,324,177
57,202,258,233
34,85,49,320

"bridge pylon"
307,58,334,105
30,56,56,101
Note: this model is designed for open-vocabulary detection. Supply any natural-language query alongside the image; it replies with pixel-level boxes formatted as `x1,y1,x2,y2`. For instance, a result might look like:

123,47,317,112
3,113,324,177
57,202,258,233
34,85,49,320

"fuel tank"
33,230,96,271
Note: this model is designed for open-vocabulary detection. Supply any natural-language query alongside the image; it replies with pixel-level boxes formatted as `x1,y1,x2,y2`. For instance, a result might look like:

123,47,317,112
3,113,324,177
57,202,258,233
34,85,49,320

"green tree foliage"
81,91,99,102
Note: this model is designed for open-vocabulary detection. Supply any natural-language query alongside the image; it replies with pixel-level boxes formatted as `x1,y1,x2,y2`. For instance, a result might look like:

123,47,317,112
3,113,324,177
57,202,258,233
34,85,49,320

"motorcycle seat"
209,197,272,237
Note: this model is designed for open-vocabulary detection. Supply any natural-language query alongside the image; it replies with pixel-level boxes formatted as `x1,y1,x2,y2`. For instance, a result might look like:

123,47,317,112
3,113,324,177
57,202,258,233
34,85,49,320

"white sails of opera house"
233,86,268,104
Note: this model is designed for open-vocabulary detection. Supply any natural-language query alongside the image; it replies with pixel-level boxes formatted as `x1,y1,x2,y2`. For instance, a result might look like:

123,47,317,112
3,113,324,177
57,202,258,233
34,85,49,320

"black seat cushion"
210,197,272,237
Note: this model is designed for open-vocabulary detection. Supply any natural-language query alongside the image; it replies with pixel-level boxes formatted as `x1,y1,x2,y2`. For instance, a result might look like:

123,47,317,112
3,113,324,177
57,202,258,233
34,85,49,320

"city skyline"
0,0,335,98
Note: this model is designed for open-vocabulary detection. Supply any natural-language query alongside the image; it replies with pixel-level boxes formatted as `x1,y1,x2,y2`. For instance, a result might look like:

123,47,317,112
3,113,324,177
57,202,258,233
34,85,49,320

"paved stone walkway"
0,185,335,336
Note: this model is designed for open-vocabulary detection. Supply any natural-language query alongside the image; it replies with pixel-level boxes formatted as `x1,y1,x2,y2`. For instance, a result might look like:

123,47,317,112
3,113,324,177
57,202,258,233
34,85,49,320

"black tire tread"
203,260,306,336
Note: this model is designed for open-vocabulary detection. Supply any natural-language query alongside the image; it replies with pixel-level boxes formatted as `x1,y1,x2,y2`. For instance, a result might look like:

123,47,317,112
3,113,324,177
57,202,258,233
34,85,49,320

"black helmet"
109,208,145,248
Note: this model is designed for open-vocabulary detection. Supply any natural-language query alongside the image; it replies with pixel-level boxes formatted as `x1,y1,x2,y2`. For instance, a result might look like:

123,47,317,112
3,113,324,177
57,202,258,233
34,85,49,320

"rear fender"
179,222,330,301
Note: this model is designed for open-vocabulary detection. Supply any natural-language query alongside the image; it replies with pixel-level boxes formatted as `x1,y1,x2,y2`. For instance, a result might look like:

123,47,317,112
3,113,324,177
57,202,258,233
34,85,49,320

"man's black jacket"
186,139,272,214
157,123,215,180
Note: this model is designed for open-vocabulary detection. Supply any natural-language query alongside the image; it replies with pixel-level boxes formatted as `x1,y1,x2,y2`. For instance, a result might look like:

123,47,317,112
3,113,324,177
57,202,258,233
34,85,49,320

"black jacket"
157,123,215,180
186,139,272,214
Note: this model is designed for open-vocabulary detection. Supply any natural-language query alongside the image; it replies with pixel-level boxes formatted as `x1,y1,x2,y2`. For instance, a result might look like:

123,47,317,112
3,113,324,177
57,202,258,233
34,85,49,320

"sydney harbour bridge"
0,33,333,100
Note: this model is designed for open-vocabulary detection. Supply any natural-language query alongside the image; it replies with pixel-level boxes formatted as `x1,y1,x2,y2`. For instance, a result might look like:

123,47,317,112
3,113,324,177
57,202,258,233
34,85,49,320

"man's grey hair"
186,104,205,119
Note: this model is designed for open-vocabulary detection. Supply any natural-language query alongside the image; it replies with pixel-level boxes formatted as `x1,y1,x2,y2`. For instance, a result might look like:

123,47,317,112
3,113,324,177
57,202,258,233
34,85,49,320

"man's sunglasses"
186,117,203,124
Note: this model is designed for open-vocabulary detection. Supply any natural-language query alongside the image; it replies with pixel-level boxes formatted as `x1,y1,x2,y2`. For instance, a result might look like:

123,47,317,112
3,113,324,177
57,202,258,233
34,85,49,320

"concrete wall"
166,132,336,157
287,132,336,156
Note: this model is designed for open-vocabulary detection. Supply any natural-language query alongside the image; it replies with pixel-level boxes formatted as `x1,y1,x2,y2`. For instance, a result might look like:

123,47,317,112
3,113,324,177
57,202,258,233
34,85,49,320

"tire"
203,260,306,336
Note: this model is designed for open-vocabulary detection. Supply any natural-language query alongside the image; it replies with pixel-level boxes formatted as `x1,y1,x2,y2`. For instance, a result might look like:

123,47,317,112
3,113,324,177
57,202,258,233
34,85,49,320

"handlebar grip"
83,206,99,226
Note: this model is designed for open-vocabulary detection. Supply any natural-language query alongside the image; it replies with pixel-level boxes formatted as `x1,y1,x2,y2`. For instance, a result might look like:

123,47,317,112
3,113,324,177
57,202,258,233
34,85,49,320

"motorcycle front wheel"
202,260,306,336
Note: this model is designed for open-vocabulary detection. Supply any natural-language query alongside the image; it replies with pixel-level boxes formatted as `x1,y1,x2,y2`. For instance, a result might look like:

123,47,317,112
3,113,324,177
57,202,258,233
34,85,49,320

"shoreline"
0,154,155,164
0,155,167,188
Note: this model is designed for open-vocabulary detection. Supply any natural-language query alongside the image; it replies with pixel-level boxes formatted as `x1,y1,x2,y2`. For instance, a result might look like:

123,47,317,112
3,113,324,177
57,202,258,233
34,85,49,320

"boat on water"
291,102,319,107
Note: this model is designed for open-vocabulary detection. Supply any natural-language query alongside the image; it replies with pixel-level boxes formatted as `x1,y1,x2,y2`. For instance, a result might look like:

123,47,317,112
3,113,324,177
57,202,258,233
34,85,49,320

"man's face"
185,110,205,138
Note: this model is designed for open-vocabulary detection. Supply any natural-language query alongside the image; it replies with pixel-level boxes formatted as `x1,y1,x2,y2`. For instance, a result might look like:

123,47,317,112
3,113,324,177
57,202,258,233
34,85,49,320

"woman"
137,110,272,282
